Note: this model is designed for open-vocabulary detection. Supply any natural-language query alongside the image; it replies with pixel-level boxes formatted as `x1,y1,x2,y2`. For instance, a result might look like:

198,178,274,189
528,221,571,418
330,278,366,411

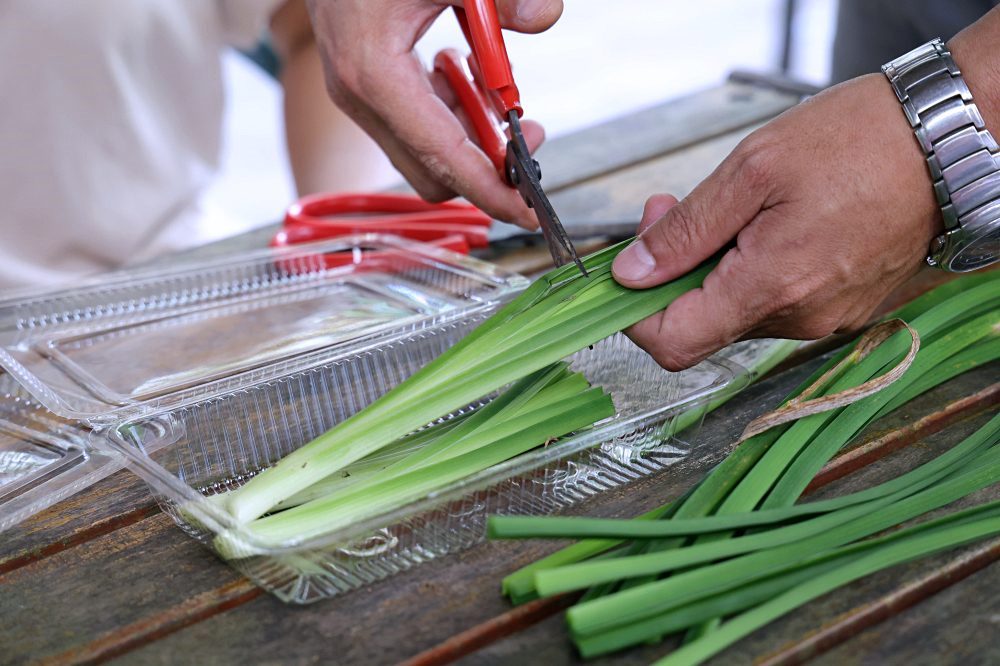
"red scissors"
434,2,588,276
271,192,492,267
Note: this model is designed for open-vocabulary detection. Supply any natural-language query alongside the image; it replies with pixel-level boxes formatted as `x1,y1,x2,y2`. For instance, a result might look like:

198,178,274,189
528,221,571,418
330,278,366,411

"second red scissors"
271,192,492,269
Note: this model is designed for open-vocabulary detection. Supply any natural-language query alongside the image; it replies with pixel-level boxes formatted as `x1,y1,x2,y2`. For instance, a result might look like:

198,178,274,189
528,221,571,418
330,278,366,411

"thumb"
494,0,564,33
612,147,771,288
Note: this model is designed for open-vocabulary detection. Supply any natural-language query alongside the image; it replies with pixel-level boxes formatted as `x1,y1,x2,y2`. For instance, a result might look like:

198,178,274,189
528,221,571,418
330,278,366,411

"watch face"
949,227,1000,271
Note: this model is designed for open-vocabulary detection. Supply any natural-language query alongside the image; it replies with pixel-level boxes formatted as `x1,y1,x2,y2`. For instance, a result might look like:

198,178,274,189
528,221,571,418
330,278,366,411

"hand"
611,73,943,371
305,0,564,228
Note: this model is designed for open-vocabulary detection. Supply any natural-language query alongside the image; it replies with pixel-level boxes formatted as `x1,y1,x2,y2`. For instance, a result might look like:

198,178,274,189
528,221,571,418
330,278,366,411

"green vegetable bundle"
214,362,616,555
490,271,1000,664
209,241,798,555
217,241,718,526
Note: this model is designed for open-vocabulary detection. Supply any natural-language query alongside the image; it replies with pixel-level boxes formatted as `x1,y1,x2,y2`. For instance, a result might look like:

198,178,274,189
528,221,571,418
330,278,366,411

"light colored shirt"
0,0,281,290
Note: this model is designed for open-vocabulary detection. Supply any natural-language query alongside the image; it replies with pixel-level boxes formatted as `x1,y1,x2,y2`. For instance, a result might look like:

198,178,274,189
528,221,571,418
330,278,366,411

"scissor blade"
506,112,589,276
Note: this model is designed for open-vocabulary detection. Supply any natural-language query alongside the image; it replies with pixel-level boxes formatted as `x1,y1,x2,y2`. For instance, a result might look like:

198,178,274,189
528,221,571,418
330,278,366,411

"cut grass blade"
578,498,1000,658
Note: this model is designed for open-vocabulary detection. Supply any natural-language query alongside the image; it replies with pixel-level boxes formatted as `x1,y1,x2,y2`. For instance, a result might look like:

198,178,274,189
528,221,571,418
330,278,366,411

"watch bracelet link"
882,38,1000,271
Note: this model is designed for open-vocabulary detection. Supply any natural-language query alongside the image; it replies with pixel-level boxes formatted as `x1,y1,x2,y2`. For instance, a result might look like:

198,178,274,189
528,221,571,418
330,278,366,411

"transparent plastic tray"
104,312,749,604
0,370,121,532
0,235,528,421
0,235,529,530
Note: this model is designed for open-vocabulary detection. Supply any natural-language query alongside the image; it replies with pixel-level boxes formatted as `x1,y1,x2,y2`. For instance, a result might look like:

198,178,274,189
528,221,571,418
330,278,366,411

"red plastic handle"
286,192,492,227
274,192,492,250
454,2,521,117
274,216,489,248
433,49,508,177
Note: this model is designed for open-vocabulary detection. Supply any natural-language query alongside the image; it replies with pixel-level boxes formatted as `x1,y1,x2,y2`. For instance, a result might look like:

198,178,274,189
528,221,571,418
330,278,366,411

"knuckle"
733,136,778,192
772,271,815,313
649,343,701,373
795,314,842,340
409,176,453,203
645,201,702,259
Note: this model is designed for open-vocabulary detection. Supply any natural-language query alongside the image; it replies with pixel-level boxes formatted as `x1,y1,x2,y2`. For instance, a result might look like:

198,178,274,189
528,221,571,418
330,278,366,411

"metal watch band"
882,38,1000,271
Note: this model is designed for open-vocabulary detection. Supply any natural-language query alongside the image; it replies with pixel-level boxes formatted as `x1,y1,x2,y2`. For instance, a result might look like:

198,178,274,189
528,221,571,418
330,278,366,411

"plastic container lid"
0,235,529,530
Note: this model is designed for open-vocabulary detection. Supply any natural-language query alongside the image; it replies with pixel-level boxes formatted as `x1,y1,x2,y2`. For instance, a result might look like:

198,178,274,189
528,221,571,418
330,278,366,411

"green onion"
654,510,1000,666
222,241,718,524
564,415,1000,635
214,363,615,556
579,499,1000,659
492,271,999,660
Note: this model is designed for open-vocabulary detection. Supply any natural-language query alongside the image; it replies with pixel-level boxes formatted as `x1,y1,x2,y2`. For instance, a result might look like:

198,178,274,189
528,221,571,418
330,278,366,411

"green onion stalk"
219,241,720,525
491,271,999,661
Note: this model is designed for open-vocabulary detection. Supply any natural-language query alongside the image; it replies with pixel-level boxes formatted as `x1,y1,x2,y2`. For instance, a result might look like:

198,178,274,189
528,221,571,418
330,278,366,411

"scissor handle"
453,2,522,118
433,49,508,177
286,192,491,224
278,191,491,249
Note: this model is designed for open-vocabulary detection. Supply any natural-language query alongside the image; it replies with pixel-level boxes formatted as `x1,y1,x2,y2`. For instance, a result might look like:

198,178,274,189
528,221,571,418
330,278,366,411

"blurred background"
208,0,837,228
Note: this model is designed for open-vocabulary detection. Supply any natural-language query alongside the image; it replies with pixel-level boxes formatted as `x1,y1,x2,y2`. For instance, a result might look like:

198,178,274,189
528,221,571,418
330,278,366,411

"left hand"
611,73,942,371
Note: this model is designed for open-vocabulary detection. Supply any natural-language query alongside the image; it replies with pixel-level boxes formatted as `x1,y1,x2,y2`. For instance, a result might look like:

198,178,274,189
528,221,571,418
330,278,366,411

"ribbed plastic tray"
0,235,528,530
105,312,748,604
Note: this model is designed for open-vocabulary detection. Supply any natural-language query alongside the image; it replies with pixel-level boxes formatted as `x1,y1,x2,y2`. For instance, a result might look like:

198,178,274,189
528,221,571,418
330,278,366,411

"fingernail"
516,0,548,22
613,237,655,282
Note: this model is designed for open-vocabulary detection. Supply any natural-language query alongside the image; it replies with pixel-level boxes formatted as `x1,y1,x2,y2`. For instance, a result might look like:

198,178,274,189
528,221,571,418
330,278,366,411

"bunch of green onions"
489,271,1000,664
209,241,761,555
214,362,615,556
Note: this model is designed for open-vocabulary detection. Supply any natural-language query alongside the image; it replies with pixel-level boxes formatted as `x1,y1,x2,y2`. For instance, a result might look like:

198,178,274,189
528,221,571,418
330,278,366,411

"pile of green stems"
212,362,615,556
211,241,784,555
489,272,1000,664
215,240,718,528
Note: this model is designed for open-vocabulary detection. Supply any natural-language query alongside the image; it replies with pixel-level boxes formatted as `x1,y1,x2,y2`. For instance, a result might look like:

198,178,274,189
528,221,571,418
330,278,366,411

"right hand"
305,0,564,228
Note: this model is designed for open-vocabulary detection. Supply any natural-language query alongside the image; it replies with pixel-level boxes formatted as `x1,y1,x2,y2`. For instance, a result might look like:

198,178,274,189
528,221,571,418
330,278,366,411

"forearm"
950,7,1000,133
271,1,399,195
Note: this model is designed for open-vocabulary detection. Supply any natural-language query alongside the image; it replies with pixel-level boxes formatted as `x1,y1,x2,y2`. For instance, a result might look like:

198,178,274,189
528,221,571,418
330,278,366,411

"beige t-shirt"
0,0,281,290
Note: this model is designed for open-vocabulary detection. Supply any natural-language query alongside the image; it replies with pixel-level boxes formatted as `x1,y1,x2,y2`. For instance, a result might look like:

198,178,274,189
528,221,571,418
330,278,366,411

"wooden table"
2,80,998,666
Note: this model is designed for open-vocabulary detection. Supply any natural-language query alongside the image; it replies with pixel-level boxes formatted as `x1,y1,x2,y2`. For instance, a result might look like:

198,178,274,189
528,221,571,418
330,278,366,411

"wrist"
949,9,1000,137
881,35,1000,271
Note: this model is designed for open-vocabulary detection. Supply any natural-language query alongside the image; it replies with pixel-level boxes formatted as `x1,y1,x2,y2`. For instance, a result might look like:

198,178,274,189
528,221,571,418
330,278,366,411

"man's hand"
305,0,563,228
611,73,943,371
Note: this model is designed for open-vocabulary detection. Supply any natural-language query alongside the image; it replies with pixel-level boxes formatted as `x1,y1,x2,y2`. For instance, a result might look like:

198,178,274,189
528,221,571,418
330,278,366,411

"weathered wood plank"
0,514,243,666
811,561,1000,666
0,471,155,576
760,537,1000,665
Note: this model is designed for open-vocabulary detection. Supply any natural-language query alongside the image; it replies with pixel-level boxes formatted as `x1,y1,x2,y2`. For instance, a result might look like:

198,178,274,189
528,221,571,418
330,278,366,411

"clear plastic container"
0,235,527,529
0,234,750,602
0,370,120,532
105,325,747,604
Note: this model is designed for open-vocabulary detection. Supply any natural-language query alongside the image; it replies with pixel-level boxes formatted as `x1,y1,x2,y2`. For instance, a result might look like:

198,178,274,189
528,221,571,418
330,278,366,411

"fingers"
612,141,773,288
447,0,564,33
360,54,540,226
636,194,679,235
626,245,767,371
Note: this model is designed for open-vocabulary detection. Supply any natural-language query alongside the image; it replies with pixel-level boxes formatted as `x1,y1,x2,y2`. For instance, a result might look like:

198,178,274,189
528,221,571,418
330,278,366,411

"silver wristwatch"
882,38,1000,271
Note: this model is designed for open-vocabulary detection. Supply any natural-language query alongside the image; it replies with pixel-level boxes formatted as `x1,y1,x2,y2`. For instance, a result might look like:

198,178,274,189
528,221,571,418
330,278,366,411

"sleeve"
215,0,286,48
